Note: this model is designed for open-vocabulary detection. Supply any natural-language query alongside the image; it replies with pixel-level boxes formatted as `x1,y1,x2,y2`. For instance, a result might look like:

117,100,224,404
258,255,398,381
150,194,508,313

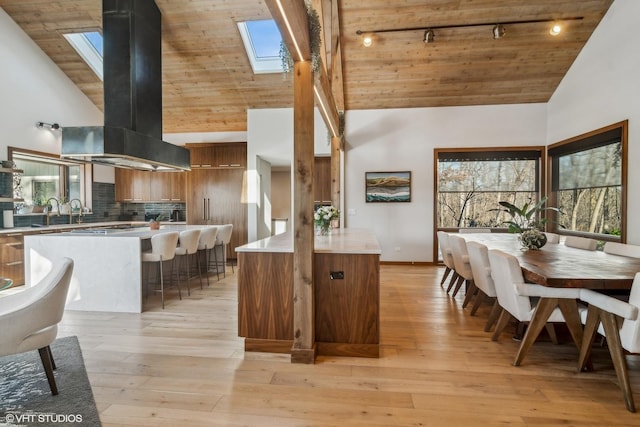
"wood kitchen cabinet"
314,156,331,205
149,172,185,202
0,232,24,287
186,143,247,260
115,169,150,202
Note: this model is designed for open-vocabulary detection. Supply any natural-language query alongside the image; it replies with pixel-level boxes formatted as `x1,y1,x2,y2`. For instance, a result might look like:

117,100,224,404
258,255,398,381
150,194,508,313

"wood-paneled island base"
236,229,381,358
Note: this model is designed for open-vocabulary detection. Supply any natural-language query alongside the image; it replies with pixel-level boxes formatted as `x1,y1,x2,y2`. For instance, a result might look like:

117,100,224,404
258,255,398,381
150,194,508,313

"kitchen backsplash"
10,182,185,228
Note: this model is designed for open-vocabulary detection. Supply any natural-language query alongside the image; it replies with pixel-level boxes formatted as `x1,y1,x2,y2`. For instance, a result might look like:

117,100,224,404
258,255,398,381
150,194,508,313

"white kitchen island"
23,225,206,313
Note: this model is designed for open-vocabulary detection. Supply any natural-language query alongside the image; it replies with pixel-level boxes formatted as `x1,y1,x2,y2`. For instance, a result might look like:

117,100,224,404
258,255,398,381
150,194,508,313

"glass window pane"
436,156,540,228
558,142,621,190
13,159,60,207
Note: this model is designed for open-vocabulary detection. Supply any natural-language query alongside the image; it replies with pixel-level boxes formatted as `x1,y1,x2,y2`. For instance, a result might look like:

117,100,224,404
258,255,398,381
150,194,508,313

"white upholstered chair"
142,231,179,309
458,228,491,234
175,229,202,295
466,241,501,331
0,257,74,395
214,224,234,277
603,241,640,258
448,235,476,306
564,235,598,251
436,231,458,288
197,226,219,285
487,249,583,365
578,275,640,412
544,232,560,244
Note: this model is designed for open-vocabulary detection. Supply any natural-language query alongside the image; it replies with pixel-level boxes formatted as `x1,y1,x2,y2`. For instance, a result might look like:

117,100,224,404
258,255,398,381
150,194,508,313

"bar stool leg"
159,258,165,309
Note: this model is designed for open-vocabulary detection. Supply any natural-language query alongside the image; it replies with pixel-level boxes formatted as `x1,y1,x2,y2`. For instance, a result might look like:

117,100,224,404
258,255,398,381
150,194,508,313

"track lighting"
36,122,61,131
423,29,435,44
356,16,583,44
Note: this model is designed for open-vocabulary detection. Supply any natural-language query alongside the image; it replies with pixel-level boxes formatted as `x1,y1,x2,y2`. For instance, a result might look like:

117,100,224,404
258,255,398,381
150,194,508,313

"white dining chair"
564,235,597,251
175,228,202,296
458,228,491,234
544,232,560,244
603,241,640,258
197,226,219,285
488,249,584,366
448,235,476,306
0,257,74,395
466,241,501,331
578,275,640,412
437,231,458,288
142,231,179,309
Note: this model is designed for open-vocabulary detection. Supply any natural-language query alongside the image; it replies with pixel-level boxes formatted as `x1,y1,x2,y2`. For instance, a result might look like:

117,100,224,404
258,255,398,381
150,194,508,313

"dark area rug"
0,336,101,426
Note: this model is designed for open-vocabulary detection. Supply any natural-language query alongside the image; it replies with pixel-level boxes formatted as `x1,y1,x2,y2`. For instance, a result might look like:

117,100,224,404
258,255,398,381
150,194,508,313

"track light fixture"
356,16,582,45
36,121,61,131
423,29,435,44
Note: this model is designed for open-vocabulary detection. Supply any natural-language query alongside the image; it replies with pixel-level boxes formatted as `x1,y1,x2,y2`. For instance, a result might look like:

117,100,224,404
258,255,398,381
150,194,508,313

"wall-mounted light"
36,121,61,131
492,24,505,39
549,24,562,36
423,29,435,44
362,35,373,47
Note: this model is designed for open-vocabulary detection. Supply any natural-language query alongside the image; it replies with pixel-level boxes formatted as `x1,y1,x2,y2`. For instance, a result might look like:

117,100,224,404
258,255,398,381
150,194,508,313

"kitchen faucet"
45,197,60,226
69,198,84,224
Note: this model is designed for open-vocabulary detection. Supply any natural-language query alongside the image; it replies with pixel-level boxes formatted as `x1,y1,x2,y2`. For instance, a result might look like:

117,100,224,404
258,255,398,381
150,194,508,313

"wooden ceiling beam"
265,0,311,61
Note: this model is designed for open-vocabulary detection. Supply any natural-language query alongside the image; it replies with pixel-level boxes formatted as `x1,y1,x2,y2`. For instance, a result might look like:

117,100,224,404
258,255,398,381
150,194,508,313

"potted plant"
493,196,561,250
32,192,45,213
149,213,166,230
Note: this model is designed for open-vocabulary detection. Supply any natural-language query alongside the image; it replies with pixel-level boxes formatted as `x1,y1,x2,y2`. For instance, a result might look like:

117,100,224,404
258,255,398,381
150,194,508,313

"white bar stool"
197,226,218,285
175,229,202,295
142,231,179,309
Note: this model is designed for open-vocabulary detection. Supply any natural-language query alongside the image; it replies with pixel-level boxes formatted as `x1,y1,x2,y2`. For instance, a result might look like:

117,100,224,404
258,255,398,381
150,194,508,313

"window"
435,148,544,230
63,31,104,80
237,20,285,74
548,121,627,241
9,148,91,212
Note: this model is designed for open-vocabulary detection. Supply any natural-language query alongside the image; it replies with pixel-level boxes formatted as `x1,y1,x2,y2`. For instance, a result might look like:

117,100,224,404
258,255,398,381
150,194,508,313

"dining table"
459,233,640,368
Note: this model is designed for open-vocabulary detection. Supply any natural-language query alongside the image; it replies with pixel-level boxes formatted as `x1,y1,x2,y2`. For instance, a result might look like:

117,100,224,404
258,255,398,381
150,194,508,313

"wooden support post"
331,135,341,212
291,60,316,364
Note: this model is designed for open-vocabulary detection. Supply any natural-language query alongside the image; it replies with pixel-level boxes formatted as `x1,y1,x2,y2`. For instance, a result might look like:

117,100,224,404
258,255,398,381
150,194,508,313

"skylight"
63,31,104,80
237,20,284,74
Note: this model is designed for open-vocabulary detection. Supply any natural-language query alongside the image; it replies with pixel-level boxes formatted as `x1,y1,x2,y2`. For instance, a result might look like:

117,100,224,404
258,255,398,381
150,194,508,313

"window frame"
546,120,628,242
8,147,93,212
433,146,546,262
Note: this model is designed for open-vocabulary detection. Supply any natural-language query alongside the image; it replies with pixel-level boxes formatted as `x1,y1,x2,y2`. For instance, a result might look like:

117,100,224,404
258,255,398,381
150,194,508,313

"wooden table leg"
514,297,558,366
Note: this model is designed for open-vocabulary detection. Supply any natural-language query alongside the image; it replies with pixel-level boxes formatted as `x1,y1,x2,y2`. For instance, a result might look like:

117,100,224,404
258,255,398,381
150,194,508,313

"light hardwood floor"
58,265,640,426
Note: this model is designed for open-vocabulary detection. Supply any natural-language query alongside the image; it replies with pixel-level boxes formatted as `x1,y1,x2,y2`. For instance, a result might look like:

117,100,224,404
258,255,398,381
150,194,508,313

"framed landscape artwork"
365,171,411,203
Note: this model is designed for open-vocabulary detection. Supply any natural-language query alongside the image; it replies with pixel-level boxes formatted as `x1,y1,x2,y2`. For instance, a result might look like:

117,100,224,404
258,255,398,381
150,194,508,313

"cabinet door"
149,173,171,202
189,146,215,168
0,233,24,286
115,169,150,202
314,157,331,204
207,168,248,258
186,169,212,224
170,172,186,201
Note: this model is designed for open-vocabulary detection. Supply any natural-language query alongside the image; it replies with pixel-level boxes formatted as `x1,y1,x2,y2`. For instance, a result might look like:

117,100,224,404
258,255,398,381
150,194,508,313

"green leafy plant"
493,196,561,233
278,4,323,75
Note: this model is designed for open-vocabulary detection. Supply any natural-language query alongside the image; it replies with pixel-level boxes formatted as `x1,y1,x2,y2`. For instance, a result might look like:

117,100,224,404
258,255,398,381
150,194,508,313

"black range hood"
61,0,190,171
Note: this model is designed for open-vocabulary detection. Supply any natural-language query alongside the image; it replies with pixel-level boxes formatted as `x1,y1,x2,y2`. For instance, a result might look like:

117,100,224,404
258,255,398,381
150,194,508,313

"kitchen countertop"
236,228,382,255
0,221,186,235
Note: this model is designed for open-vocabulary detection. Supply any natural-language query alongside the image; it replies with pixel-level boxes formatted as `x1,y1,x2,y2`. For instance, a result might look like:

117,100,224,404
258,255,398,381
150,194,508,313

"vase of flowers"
314,205,339,236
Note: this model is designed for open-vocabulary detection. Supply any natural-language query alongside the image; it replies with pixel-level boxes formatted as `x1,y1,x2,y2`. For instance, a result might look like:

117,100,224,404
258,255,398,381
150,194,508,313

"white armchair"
0,257,74,395
578,275,640,412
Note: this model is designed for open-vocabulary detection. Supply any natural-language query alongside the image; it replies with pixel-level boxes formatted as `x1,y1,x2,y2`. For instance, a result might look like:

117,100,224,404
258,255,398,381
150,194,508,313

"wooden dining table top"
460,233,640,290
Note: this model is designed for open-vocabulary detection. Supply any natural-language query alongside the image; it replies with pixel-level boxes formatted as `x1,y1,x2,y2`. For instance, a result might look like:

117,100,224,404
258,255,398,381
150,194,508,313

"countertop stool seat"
214,224,234,278
197,226,219,286
175,229,202,296
142,231,179,309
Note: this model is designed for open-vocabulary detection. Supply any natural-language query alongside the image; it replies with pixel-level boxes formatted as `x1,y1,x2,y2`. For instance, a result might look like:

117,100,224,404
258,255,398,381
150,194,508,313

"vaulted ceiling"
0,0,613,134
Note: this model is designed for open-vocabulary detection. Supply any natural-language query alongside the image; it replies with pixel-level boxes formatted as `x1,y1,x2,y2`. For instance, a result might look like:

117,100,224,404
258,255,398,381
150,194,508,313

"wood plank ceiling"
0,0,613,134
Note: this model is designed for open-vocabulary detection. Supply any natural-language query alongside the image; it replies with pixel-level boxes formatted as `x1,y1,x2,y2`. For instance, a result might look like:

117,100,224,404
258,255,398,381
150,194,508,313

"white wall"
547,0,640,243
344,104,547,262
0,7,102,160
246,107,330,241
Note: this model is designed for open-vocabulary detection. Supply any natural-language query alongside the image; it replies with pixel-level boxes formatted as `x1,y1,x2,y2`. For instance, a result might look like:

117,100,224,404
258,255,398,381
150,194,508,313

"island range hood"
61,0,190,171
